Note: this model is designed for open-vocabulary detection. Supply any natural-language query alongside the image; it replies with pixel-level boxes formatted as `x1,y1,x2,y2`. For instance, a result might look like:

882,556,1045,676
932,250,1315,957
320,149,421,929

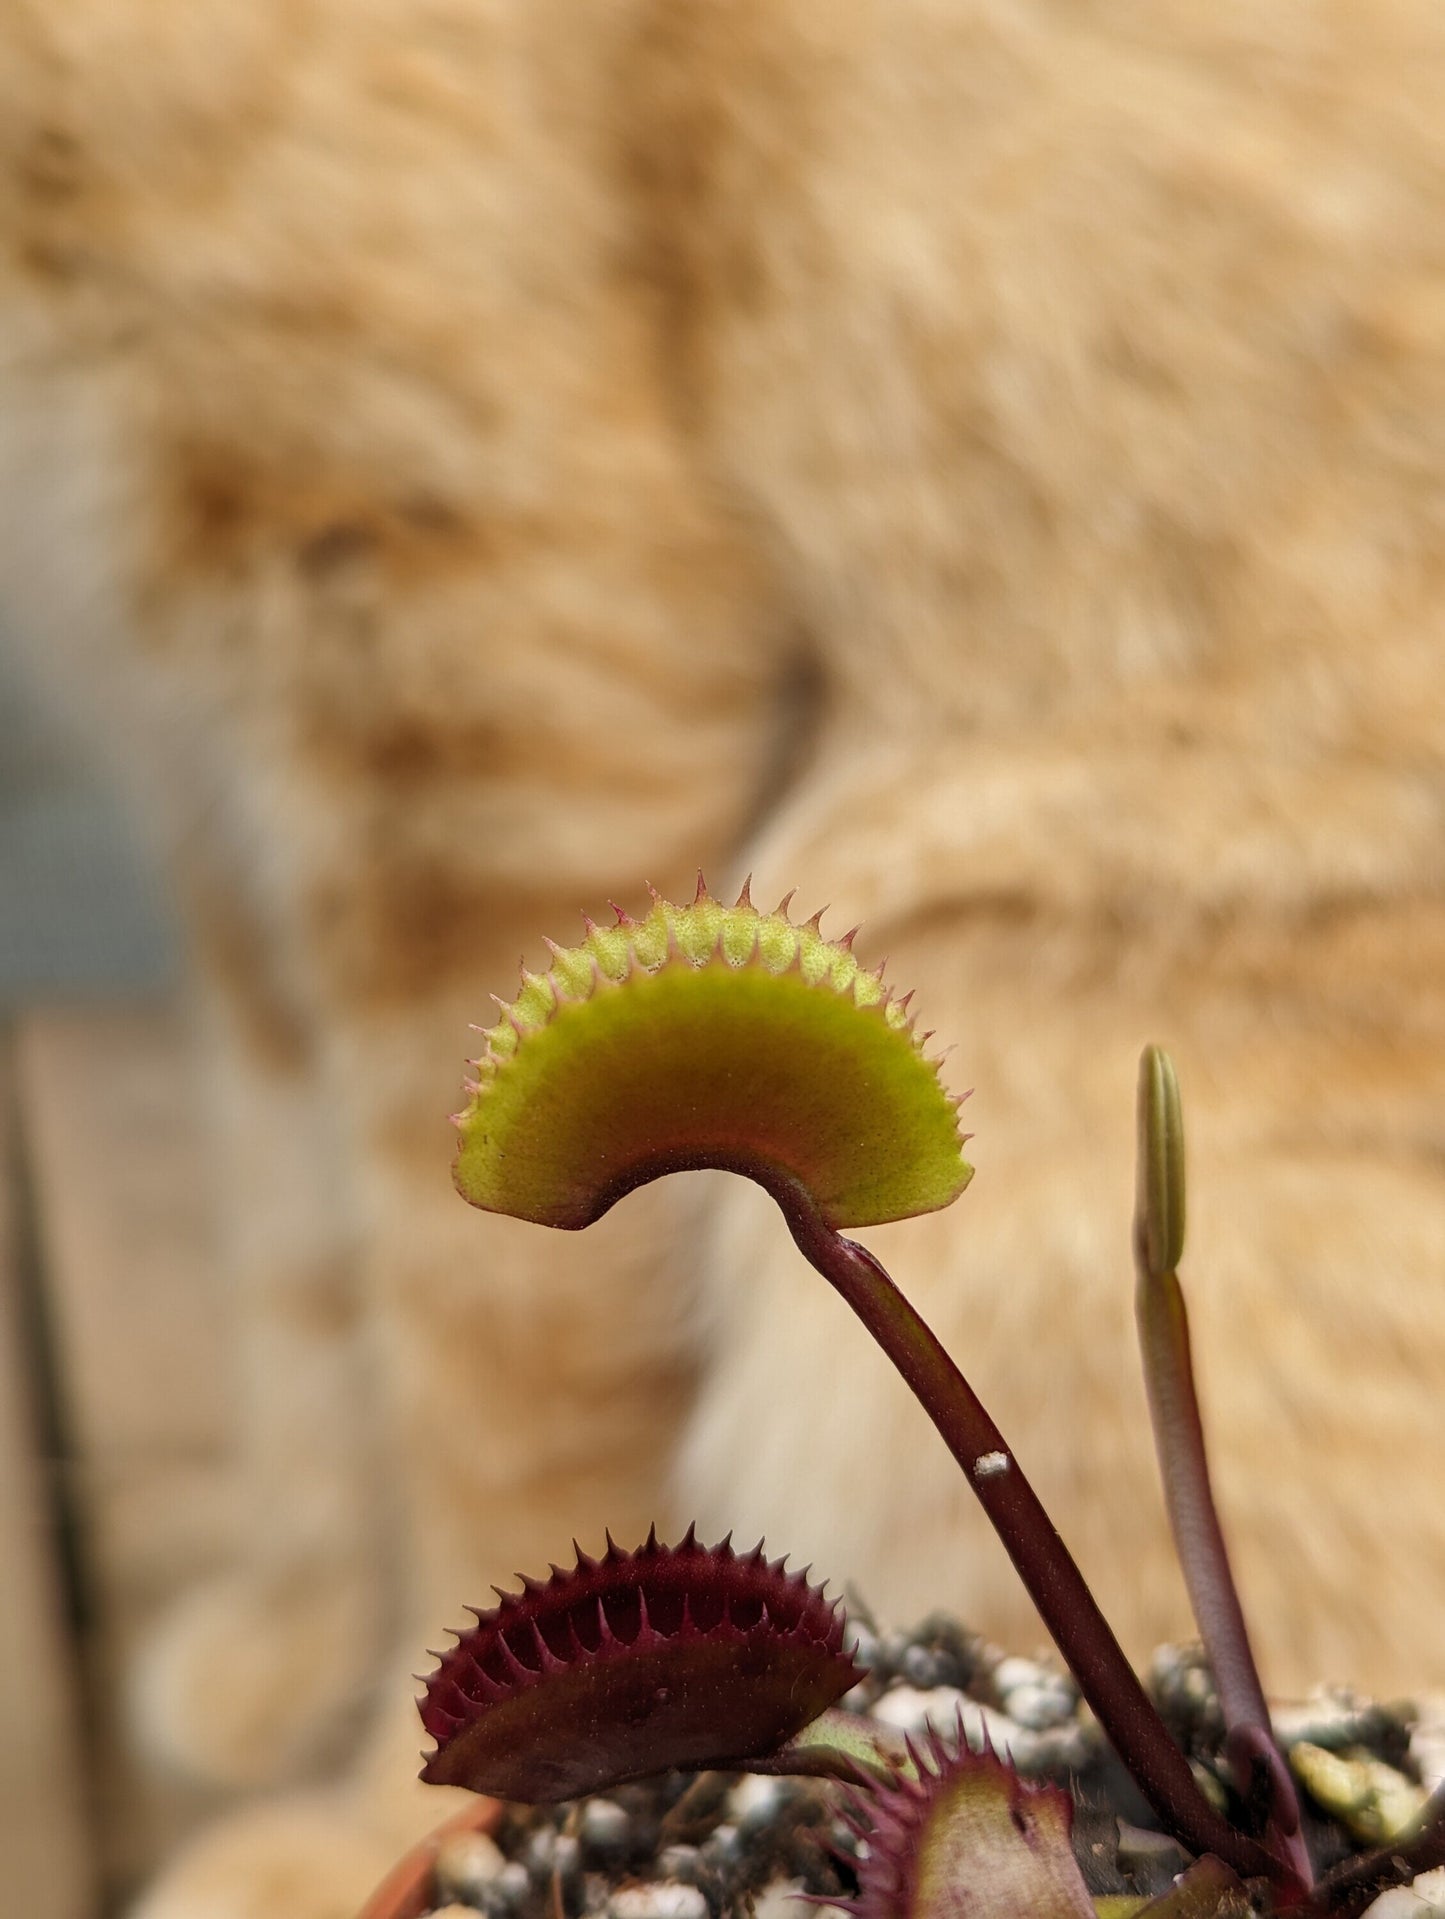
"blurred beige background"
0,638,214,1918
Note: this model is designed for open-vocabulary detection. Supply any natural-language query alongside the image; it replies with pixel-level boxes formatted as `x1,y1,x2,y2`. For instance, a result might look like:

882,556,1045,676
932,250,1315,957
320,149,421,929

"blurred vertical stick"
0,1028,96,1919
16,1008,233,1900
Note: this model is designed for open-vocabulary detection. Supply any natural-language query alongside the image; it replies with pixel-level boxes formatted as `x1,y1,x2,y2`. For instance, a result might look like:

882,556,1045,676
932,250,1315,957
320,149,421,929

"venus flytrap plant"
420,1526,868,1801
415,879,1437,1919
836,1729,1175,1919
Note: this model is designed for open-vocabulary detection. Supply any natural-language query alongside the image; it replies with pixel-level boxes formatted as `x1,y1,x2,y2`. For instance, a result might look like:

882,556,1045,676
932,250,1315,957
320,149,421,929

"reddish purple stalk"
769,1171,1294,1892
1133,1047,1310,1887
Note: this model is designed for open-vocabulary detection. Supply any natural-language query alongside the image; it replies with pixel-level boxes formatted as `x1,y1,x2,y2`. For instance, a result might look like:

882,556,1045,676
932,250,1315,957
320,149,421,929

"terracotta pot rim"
356,1797,503,1919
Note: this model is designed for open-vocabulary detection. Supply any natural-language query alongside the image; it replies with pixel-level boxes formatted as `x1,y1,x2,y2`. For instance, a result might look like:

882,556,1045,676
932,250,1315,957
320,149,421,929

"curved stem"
772,1177,1293,1891
1135,1258,1273,1738
1134,1047,1310,1886
1135,1255,1311,1887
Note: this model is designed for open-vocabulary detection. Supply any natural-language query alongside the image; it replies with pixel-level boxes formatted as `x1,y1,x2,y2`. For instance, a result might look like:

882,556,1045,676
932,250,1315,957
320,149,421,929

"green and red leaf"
841,1728,1095,1919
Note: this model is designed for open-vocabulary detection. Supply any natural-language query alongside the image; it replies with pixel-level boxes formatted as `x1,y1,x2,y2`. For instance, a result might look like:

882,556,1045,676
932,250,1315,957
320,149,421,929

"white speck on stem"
973,1450,1010,1479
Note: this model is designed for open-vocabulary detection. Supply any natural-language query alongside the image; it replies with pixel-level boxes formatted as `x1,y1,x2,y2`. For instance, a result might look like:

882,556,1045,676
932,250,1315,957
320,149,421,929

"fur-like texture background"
1,4,1443,1915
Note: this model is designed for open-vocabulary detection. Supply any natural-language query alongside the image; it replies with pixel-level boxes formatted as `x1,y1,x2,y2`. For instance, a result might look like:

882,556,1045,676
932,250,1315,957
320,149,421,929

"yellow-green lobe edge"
453,879,973,1231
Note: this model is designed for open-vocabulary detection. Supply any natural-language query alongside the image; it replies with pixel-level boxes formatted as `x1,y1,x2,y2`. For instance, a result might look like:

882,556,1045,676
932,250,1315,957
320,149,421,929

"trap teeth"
418,1530,862,1802
454,882,972,1230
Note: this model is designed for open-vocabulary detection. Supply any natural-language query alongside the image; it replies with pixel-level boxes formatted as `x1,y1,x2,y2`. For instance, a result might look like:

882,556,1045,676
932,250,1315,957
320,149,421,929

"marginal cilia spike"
454,880,973,1230
418,1529,861,1802
839,1723,1095,1919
